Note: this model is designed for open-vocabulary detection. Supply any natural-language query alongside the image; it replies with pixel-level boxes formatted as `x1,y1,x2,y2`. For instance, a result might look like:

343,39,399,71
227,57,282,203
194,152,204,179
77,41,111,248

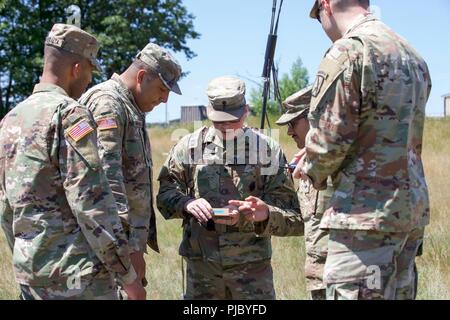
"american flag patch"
67,120,94,142
97,118,118,131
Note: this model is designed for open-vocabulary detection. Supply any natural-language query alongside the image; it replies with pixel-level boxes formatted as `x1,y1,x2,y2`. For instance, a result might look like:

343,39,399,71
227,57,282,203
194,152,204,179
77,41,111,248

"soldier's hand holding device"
229,197,270,223
184,198,214,223
212,206,240,226
184,198,239,226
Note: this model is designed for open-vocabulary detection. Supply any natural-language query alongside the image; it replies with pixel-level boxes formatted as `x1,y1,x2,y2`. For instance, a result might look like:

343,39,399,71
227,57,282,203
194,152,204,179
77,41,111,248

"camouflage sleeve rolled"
157,143,193,220
59,104,136,285
304,39,363,190
255,147,303,237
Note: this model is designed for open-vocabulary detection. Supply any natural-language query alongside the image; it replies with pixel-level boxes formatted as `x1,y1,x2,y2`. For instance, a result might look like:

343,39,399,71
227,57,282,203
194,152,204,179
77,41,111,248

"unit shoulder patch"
309,46,351,114
312,71,329,98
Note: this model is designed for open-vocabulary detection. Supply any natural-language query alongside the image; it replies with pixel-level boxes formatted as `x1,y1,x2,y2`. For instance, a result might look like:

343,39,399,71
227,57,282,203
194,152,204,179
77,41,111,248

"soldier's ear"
136,69,146,85
72,62,82,79
244,105,250,117
324,0,333,16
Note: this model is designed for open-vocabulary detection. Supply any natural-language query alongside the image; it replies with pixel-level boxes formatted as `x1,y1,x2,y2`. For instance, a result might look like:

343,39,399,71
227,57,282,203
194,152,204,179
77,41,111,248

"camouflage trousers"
184,258,276,300
304,212,328,300
324,228,424,300
20,274,118,300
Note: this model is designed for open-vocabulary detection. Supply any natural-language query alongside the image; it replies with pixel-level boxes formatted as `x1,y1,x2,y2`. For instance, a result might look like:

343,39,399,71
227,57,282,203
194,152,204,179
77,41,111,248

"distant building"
181,105,207,123
444,94,450,117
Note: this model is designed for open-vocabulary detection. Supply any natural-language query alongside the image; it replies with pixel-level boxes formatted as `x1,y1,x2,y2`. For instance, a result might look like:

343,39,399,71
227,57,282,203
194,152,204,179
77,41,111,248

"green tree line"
250,57,309,116
0,0,200,119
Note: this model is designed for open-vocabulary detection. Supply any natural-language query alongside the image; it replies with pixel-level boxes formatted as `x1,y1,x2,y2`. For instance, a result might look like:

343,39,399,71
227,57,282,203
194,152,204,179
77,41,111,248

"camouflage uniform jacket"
157,126,303,266
79,74,158,253
0,83,136,287
298,177,333,291
304,13,432,232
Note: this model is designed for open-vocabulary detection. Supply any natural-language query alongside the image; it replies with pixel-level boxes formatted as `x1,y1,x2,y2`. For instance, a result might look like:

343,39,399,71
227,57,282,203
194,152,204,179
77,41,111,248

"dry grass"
416,118,450,300
0,117,448,300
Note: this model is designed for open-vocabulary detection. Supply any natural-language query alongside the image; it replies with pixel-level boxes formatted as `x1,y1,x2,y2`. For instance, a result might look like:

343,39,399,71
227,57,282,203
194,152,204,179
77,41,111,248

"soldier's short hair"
44,45,86,67
332,0,370,9
130,59,158,81
359,0,370,7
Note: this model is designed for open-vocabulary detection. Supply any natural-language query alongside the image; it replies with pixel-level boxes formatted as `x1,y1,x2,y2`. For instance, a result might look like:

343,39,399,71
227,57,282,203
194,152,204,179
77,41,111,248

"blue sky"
148,0,450,123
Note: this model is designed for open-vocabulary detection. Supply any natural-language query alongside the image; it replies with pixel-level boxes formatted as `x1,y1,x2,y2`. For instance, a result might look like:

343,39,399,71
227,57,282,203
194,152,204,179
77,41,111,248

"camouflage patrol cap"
136,43,182,95
310,0,320,19
206,76,247,122
276,86,313,126
45,23,102,72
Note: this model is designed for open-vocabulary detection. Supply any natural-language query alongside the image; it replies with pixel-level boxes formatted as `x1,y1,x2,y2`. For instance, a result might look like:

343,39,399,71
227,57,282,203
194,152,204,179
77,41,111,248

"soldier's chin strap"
260,0,284,131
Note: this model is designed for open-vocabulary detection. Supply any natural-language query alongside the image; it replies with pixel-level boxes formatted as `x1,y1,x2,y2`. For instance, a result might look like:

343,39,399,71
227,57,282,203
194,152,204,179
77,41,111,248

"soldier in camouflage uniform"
276,86,333,300
79,43,182,286
0,24,145,299
294,0,431,299
157,76,303,300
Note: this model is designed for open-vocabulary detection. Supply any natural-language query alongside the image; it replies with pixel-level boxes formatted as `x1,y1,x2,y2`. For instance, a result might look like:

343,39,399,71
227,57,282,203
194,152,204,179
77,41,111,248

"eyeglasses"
288,113,310,129
316,1,324,24
288,119,300,130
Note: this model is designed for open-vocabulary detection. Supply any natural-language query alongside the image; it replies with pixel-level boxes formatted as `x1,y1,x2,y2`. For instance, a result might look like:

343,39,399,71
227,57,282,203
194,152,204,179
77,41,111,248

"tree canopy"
250,57,309,117
0,0,200,118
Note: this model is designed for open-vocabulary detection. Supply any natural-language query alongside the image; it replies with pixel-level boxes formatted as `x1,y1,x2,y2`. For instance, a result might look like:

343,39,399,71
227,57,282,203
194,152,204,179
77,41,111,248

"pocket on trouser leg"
324,230,399,300
224,260,276,300
395,228,424,300
393,259,417,300
19,274,117,300
327,283,359,300
184,259,225,300
82,277,118,300
327,281,389,300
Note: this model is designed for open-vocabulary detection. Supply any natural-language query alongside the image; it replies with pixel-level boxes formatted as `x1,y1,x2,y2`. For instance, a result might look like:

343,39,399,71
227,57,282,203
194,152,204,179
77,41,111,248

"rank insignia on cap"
67,120,94,142
97,118,118,131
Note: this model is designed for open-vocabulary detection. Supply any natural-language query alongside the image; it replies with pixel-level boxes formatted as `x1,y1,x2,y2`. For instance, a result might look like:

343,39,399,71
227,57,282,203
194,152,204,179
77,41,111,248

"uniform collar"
110,73,145,117
33,83,69,97
344,12,378,36
205,126,224,148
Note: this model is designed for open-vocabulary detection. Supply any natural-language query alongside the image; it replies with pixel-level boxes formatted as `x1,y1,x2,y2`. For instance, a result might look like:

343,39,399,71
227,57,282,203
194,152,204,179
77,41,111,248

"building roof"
442,93,450,98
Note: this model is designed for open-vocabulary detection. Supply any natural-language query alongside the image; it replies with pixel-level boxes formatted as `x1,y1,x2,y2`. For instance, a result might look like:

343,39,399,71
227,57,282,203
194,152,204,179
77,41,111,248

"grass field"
0,117,449,300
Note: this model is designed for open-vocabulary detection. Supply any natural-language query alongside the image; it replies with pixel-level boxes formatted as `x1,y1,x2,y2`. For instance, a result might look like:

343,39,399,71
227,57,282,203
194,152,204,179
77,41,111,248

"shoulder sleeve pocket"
310,44,352,116
64,117,102,171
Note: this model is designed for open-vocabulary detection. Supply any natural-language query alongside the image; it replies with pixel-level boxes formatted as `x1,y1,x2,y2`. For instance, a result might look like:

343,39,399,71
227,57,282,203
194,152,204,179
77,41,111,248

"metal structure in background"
181,105,207,123
443,93,450,117
66,5,81,27
260,0,284,130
